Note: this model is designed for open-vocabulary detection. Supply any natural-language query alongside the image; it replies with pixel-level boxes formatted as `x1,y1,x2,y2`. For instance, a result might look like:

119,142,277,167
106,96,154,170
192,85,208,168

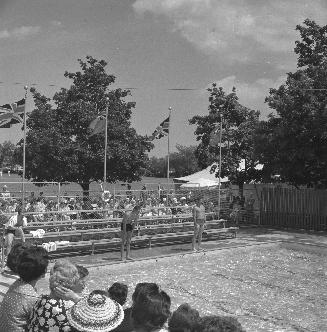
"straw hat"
67,290,124,332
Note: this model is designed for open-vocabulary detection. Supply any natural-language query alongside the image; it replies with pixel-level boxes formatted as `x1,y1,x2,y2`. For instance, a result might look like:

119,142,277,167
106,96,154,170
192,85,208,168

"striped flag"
149,116,170,140
0,99,25,128
88,115,106,137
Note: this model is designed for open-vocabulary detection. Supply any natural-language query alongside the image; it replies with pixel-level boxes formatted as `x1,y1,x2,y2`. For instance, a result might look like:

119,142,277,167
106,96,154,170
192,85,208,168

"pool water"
39,242,327,331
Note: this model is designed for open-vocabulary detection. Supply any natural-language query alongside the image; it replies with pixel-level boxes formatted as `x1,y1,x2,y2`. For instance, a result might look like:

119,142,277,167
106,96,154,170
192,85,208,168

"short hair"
108,282,128,306
132,283,171,332
17,246,49,282
168,303,200,332
132,282,158,303
7,243,31,273
198,316,246,332
49,259,80,292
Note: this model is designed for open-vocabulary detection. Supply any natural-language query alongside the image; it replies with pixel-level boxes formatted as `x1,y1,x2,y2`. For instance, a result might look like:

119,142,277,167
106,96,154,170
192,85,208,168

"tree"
19,56,153,195
255,19,327,188
189,85,261,196
145,145,200,178
0,141,16,168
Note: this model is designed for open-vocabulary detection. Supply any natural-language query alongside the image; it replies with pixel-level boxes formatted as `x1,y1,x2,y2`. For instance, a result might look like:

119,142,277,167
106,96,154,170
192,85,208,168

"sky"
0,0,326,156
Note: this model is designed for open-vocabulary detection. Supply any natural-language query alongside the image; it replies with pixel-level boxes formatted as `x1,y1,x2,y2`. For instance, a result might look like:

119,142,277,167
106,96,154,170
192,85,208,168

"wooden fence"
260,187,327,231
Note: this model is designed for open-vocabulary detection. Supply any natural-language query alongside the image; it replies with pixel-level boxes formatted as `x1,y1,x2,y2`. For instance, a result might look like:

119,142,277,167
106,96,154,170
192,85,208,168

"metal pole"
217,115,223,220
167,107,172,183
103,100,109,188
22,86,28,212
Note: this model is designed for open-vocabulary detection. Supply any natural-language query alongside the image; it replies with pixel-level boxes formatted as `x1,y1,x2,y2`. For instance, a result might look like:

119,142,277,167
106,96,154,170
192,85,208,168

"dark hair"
7,243,31,273
108,282,128,306
76,265,89,279
132,283,171,332
17,246,49,282
132,282,158,302
168,303,200,332
198,316,246,332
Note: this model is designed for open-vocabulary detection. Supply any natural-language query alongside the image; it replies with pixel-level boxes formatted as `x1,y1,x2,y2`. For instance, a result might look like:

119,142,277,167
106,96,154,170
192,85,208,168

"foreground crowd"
0,244,246,332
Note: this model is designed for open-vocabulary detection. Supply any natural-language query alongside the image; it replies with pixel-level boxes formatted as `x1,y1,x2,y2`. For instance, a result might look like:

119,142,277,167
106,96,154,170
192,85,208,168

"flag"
149,116,170,140
0,99,25,128
209,124,221,146
88,115,106,137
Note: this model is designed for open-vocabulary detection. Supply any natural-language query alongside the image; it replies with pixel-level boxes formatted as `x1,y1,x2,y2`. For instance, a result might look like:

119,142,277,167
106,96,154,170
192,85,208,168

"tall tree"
19,56,152,194
256,19,327,188
190,85,261,196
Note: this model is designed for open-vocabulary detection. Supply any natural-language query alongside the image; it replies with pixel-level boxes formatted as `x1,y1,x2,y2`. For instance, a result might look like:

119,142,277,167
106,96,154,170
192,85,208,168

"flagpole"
103,98,109,188
167,107,172,183
217,114,223,221
22,86,28,212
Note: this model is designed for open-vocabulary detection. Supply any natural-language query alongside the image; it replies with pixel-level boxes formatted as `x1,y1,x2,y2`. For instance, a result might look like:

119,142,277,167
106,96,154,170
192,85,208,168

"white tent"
180,177,220,188
173,164,229,185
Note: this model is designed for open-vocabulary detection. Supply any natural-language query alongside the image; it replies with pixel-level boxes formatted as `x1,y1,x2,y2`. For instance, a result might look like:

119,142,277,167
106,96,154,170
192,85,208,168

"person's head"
49,259,80,293
168,303,200,332
197,315,246,332
3,185,7,192
7,243,31,273
131,283,171,332
108,282,128,306
132,205,142,214
17,246,49,283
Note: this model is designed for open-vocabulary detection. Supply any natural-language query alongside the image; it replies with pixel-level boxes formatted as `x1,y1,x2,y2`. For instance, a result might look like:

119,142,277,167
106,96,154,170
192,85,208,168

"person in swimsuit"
192,198,206,251
121,205,141,261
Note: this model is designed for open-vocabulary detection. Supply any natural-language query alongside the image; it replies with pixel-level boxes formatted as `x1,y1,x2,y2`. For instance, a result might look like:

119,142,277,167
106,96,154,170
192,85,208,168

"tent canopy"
173,164,229,186
180,178,220,188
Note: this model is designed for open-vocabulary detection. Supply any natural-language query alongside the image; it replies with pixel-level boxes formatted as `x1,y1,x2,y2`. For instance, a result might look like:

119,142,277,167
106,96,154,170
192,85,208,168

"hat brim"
67,297,124,332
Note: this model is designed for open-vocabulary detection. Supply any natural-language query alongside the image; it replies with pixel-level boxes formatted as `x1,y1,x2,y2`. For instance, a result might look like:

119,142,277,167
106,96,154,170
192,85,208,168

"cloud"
0,25,40,39
212,75,286,115
133,0,327,63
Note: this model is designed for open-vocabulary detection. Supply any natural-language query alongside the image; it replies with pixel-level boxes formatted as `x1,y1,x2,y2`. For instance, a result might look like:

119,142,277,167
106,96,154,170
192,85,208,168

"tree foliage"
189,85,261,193
255,20,327,187
145,144,200,178
0,141,16,168
19,56,152,192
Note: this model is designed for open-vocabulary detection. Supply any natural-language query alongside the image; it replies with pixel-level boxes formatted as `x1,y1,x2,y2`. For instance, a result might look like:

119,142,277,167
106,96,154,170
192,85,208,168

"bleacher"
1,212,238,258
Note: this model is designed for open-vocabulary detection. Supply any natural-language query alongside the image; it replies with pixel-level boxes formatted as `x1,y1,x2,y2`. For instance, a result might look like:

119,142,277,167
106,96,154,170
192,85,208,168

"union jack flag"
0,99,25,128
149,116,170,140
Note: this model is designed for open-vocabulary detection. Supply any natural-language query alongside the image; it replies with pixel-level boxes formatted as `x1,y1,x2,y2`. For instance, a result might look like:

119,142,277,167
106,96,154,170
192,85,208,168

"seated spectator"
0,246,49,332
131,282,171,332
197,316,246,332
75,264,90,296
168,303,200,332
27,259,82,331
67,290,124,332
4,205,27,258
108,282,128,306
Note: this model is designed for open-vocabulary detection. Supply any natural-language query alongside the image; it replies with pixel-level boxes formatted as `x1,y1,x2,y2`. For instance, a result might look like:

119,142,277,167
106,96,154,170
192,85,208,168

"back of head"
49,259,80,293
108,282,128,306
17,246,49,283
168,303,200,332
132,282,158,303
198,316,246,332
7,243,31,273
132,283,171,332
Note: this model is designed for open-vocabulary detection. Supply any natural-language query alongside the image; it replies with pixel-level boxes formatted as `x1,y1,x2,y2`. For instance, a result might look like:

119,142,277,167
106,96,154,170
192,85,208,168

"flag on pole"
0,99,25,128
209,123,221,146
88,115,106,137
149,116,170,140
